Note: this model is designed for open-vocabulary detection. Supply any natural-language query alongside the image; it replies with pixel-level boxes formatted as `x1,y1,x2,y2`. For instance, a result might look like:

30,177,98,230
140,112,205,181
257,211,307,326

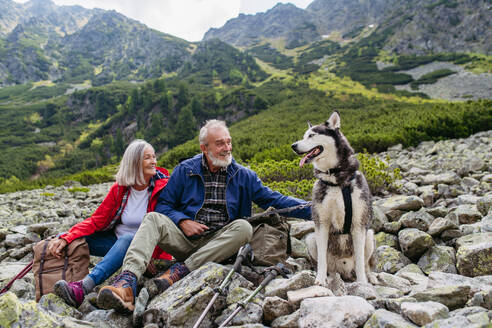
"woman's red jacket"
59,167,172,260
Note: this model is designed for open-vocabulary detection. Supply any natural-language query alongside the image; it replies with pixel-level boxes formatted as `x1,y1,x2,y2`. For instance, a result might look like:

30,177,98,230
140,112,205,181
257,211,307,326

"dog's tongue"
299,148,317,167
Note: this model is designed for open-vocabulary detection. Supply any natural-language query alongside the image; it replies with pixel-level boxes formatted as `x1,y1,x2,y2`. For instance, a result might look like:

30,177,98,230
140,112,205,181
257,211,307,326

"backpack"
32,236,90,301
249,212,291,267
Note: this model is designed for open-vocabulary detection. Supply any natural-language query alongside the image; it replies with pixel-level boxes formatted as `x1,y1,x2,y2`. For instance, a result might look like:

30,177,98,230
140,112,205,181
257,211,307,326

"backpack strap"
38,239,50,296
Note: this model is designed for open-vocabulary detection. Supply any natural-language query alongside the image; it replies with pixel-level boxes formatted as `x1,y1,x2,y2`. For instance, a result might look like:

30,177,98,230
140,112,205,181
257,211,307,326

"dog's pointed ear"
325,111,340,129
307,121,312,128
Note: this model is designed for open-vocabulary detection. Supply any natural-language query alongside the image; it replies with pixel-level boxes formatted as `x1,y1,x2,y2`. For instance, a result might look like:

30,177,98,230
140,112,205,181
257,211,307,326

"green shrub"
41,192,55,197
265,179,315,200
249,159,313,183
68,187,90,193
357,151,401,195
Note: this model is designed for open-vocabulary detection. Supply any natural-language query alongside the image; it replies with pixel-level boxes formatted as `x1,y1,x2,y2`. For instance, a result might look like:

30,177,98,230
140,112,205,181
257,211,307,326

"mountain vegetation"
0,0,490,194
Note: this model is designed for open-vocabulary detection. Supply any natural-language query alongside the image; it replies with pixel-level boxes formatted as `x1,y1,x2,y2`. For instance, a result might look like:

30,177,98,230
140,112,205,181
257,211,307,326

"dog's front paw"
314,274,329,287
367,272,378,285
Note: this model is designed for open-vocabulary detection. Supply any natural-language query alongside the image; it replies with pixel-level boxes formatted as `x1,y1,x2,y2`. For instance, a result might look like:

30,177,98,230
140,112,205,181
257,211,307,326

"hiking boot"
53,280,85,307
96,271,137,313
149,262,189,297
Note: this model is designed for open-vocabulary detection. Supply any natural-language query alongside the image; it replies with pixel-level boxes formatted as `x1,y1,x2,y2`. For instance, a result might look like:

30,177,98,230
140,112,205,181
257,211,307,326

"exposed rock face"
0,131,491,327
204,0,491,56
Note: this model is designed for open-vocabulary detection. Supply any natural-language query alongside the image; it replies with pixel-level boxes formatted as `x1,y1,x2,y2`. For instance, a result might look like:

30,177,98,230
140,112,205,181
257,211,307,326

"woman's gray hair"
199,119,228,145
115,139,154,186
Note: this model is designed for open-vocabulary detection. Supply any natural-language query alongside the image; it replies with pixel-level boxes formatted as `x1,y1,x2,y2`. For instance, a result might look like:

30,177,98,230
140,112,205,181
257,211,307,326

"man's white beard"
208,151,232,168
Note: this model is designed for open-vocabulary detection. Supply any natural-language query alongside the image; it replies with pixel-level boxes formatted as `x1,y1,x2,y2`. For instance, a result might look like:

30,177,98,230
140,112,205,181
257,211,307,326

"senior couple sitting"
49,119,311,313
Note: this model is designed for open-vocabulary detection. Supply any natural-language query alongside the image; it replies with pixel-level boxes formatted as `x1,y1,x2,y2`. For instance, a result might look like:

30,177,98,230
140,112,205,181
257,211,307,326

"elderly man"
97,119,311,313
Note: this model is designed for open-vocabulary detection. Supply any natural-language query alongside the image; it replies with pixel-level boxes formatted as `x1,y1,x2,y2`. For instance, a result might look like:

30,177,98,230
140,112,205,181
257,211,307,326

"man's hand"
48,238,68,259
179,219,209,237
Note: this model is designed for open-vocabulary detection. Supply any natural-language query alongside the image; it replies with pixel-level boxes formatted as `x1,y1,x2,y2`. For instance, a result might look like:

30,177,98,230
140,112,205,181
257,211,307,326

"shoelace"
116,271,136,287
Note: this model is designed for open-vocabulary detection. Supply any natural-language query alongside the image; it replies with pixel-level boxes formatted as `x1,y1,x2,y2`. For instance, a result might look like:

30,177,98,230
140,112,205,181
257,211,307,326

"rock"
400,301,449,326
290,236,309,259
383,221,402,234
375,272,412,294
417,246,457,274
476,195,492,216
482,214,492,232
421,172,460,185
398,228,435,261
426,206,449,218
298,296,374,328
271,309,300,328
289,221,314,239
455,232,492,277
399,209,434,231
374,246,412,274
427,217,459,236
374,285,405,299
422,315,478,328
286,285,334,307
364,309,418,327
427,272,490,297
467,290,492,310
144,262,233,327
215,302,263,326
409,285,471,310
265,271,315,299
375,196,424,214
346,282,378,300
383,297,417,313
371,205,388,233
375,232,400,250
262,296,293,322
453,205,482,224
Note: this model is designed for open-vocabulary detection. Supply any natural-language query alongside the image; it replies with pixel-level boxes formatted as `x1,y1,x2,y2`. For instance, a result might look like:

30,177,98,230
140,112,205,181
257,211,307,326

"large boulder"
455,232,492,277
374,246,412,274
417,246,457,274
398,229,435,261
298,296,374,328
375,196,424,214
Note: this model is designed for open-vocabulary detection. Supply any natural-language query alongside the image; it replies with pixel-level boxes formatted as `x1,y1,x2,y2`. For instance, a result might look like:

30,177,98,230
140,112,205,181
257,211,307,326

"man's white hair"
199,119,229,146
115,139,153,186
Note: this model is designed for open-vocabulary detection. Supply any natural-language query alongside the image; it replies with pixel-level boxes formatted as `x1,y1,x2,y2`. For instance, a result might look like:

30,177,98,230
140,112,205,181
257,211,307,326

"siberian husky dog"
292,111,376,293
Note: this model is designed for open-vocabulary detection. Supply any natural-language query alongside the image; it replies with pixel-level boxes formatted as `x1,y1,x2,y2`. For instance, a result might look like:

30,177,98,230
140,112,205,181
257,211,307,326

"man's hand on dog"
179,219,209,237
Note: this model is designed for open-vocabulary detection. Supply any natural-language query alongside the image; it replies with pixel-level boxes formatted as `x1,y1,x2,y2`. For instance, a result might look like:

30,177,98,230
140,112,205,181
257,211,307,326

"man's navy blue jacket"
155,154,311,225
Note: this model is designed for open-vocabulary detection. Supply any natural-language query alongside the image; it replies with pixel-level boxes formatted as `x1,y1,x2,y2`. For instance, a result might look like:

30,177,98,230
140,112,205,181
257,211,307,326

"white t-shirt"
114,187,149,239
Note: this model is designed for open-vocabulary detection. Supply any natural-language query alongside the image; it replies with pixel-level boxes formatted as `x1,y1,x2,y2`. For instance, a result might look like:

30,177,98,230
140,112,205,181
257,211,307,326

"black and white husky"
292,111,376,293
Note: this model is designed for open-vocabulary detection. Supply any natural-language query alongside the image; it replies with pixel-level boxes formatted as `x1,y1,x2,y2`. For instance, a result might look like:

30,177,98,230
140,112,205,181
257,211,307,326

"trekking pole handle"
233,243,253,273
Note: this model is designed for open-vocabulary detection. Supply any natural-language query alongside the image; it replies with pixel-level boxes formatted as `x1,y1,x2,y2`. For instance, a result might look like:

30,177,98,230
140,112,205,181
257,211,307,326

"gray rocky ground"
376,61,492,101
1,130,492,327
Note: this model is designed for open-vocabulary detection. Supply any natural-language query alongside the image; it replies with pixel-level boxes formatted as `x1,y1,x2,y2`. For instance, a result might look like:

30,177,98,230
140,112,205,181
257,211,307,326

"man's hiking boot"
96,271,137,313
54,280,85,307
148,262,189,297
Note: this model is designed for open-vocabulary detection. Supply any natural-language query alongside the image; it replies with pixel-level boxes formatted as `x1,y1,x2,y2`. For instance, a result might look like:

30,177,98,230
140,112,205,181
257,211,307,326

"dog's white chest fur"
313,185,345,231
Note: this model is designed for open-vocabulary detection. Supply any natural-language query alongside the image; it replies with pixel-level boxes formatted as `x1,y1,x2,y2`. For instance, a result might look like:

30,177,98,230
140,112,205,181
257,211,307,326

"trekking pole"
192,243,254,328
0,260,33,295
217,263,290,328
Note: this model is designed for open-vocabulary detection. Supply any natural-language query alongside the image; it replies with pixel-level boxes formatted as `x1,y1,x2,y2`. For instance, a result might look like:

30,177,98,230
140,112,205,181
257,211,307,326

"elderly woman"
49,139,171,307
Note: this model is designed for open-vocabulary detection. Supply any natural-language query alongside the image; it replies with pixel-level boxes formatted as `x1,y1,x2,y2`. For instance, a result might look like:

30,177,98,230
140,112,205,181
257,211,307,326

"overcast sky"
14,0,313,41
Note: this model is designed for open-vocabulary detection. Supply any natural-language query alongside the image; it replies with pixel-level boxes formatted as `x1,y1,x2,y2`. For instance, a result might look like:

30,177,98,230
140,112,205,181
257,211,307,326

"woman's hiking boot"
54,280,85,307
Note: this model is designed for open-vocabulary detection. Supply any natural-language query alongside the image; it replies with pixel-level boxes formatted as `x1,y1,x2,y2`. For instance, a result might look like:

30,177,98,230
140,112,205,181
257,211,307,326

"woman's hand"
48,238,68,259
178,219,209,237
